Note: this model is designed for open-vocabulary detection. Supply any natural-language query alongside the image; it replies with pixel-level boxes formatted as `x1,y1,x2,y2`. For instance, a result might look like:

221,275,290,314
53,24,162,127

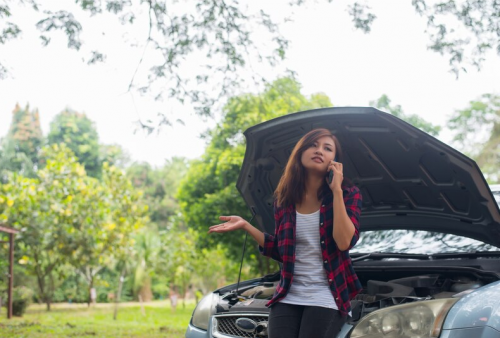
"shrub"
12,286,34,316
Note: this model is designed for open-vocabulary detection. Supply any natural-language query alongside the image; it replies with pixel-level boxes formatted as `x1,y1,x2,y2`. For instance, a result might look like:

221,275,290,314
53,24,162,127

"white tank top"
280,209,338,310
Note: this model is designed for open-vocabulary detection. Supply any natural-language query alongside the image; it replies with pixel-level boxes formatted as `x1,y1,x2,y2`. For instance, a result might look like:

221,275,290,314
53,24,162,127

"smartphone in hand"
327,156,339,184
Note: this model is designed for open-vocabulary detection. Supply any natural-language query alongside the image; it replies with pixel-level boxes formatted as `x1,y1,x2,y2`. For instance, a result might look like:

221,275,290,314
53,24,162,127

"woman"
209,128,363,338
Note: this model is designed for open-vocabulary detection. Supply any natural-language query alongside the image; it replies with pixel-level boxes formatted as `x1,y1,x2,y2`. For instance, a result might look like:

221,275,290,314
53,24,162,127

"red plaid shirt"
259,185,363,316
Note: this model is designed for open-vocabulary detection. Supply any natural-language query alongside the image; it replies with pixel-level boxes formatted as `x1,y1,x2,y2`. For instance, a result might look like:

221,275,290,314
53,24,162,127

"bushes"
12,286,34,316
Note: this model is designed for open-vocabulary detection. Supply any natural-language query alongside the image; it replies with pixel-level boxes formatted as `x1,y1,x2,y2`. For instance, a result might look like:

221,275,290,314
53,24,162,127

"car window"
493,191,500,208
351,230,500,255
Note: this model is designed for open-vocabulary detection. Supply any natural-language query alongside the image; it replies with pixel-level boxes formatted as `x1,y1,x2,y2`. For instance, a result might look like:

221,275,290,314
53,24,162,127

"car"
185,107,500,338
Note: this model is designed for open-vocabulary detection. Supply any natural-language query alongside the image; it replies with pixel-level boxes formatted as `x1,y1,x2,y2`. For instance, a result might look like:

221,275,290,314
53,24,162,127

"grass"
0,300,196,338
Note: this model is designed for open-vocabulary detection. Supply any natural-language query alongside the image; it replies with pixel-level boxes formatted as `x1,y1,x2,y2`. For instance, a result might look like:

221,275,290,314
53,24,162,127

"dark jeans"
268,302,346,338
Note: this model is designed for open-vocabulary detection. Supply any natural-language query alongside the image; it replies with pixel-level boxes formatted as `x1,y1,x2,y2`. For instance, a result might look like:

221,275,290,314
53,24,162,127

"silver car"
185,107,500,338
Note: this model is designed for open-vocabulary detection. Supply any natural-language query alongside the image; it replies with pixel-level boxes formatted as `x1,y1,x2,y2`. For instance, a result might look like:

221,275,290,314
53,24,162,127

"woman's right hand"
208,215,248,234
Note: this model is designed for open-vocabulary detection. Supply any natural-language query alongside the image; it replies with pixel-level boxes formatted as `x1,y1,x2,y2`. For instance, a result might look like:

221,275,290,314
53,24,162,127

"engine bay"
216,268,499,321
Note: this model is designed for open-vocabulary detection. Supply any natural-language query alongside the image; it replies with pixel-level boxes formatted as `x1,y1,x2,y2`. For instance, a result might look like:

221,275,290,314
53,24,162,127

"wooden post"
8,233,14,319
0,224,19,319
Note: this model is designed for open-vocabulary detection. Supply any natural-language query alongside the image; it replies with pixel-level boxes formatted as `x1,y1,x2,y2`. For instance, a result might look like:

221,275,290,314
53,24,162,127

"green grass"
0,301,196,338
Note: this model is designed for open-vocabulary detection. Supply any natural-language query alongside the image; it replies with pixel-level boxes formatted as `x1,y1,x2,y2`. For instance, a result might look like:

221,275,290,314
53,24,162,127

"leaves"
177,77,331,274
349,0,500,76
47,110,101,178
370,94,442,136
0,144,148,306
447,93,500,182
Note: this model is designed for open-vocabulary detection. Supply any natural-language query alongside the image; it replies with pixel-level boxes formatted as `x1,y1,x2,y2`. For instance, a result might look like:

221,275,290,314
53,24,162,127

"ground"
0,300,195,338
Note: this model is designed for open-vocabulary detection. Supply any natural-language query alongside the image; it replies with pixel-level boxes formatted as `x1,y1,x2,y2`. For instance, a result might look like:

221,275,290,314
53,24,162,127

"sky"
1,1,499,167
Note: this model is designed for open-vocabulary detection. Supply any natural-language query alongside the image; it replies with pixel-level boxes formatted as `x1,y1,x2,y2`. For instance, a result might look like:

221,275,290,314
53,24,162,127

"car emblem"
235,318,258,333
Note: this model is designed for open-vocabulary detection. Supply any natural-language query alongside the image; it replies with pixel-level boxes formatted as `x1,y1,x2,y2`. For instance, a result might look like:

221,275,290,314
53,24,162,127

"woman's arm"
332,188,355,251
328,160,360,251
208,216,264,247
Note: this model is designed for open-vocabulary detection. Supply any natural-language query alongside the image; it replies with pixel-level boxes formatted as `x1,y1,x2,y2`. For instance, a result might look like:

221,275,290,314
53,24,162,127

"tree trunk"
138,295,146,316
88,275,94,308
35,270,50,311
139,276,153,302
113,268,126,320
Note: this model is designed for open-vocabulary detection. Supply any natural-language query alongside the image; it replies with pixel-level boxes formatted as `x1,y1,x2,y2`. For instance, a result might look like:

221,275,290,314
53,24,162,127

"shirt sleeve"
344,185,363,251
258,200,283,262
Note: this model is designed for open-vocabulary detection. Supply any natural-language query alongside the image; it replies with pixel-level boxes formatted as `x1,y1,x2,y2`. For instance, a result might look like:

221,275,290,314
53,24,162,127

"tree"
100,144,131,169
131,228,161,302
0,144,148,309
0,103,43,178
127,157,189,229
0,0,288,122
447,93,500,183
0,144,88,310
348,1,500,76
47,110,101,178
2,2,497,124
370,94,442,136
69,161,148,306
177,77,332,275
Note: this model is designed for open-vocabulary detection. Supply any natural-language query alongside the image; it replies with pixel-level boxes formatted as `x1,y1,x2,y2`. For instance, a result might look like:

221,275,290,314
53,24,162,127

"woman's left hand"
327,160,343,192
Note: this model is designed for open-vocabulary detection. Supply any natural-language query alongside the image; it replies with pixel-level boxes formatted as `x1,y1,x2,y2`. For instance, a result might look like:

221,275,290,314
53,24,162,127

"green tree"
47,110,101,178
0,144,89,310
2,1,497,122
348,1,500,76
0,144,147,309
0,103,43,178
69,161,148,306
100,144,131,169
131,228,161,302
177,77,332,275
127,157,189,229
370,94,442,136
448,93,500,183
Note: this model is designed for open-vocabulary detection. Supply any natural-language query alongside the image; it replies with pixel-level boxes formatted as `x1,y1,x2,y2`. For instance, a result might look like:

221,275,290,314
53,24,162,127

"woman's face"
300,136,337,175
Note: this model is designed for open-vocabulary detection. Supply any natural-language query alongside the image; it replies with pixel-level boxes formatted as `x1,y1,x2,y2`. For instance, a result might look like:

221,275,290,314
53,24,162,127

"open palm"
208,215,246,233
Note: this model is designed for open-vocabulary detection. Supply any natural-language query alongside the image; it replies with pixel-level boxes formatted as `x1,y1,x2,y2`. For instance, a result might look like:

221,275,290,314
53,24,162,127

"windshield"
494,190,500,208
351,230,500,255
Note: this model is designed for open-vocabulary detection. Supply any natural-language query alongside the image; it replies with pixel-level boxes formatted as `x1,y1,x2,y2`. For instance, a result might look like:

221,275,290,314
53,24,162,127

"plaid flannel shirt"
259,185,363,317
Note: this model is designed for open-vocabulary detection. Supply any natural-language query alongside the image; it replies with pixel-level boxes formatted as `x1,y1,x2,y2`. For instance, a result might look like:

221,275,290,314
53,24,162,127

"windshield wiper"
351,252,431,262
430,251,500,259
351,251,500,262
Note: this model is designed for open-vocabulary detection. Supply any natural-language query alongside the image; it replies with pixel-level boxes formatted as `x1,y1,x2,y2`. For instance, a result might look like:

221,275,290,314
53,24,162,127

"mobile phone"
327,156,339,184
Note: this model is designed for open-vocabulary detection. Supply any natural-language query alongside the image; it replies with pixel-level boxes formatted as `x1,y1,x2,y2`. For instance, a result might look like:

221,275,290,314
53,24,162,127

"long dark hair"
274,128,345,207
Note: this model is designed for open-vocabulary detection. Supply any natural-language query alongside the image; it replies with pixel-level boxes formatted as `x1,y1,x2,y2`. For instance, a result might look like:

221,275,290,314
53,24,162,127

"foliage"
99,144,131,169
0,144,148,309
0,301,195,338
127,158,189,229
348,1,500,76
71,160,148,304
47,110,101,177
131,227,161,302
177,77,332,275
370,94,442,136
447,93,500,183
0,104,43,178
2,2,497,125
12,286,34,316
0,1,289,121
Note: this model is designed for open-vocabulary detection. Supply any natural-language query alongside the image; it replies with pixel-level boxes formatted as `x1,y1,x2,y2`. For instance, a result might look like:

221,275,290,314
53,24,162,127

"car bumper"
185,323,209,338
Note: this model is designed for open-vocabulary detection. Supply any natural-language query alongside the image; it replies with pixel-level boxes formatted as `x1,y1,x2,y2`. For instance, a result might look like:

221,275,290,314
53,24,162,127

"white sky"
1,1,499,167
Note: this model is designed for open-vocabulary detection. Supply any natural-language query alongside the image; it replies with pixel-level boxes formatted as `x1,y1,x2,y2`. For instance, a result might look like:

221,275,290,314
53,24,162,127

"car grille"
213,314,269,338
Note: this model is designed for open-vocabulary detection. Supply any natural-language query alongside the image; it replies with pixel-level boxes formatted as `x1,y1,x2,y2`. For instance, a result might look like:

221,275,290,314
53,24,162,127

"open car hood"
236,107,500,248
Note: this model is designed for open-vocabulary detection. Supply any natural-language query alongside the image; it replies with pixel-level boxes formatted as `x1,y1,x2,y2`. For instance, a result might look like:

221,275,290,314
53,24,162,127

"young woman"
209,128,363,338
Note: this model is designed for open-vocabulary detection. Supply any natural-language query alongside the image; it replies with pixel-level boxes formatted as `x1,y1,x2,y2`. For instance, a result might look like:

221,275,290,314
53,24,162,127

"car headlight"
350,298,458,338
191,293,217,331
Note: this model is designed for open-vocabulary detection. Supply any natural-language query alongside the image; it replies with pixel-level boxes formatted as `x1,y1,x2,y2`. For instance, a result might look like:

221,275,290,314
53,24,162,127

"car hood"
236,107,500,248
